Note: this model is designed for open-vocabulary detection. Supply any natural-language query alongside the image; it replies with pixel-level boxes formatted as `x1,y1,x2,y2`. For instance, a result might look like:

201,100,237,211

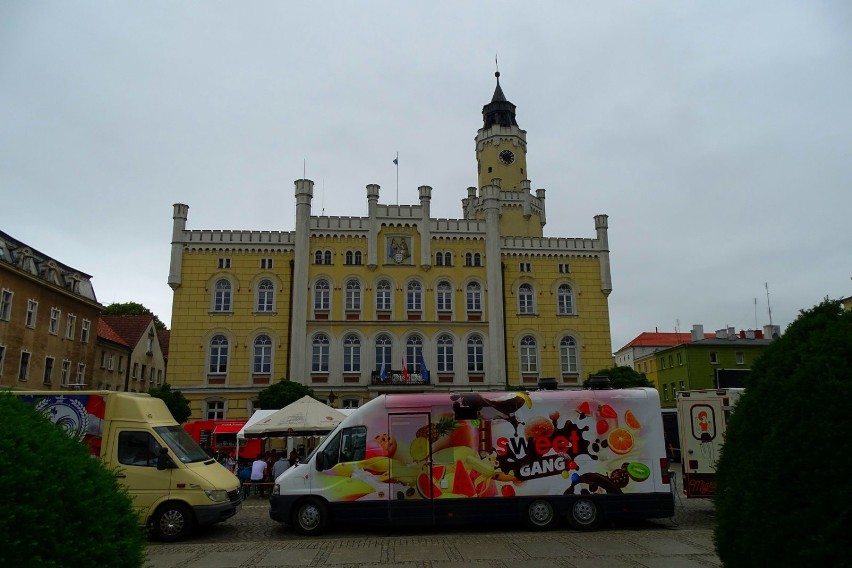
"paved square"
394,544,448,562
326,546,383,564
186,550,255,568
144,552,194,568
458,543,515,561
256,548,320,566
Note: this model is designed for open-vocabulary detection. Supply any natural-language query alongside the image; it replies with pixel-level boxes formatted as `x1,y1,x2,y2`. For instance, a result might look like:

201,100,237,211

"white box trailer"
270,388,674,534
676,388,744,497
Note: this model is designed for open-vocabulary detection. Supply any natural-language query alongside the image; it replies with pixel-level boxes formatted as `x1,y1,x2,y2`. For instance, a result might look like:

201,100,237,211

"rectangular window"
218,258,231,269
49,308,60,334
100,351,107,368
26,299,38,328
660,357,666,370
519,262,531,273
141,365,147,382
107,353,114,371
710,351,719,364
118,356,124,372
81,319,91,343
0,344,5,376
149,367,155,383
558,263,570,273
677,353,683,365
19,351,31,381
60,360,71,385
132,362,139,379
157,369,162,384
0,289,12,320
66,314,77,339
680,380,685,392
736,351,745,365
76,363,86,385
260,258,273,269
206,401,225,420
43,356,54,385
663,384,669,401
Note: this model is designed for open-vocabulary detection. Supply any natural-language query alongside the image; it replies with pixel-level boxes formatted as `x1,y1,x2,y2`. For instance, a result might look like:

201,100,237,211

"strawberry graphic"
576,401,592,416
596,419,609,436
599,404,617,420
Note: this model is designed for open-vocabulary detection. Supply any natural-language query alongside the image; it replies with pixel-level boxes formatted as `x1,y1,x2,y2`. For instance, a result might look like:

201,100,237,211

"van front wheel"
293,497,329,536
152,503,195,542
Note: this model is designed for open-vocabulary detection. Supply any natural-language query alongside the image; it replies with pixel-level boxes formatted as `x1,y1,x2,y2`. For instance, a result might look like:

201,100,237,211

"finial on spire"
495,54,500,79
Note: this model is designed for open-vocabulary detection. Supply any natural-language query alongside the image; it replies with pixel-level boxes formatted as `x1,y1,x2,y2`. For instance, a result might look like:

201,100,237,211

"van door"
113,429,172,521
388,413,432,525
679,397,725,497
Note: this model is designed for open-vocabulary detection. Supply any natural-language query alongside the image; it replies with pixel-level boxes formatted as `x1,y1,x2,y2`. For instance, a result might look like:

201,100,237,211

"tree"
103,301,166,330
582,366,653,389
0,394,145,567
148,383,192,423
256,379,316,409
714,299,852,566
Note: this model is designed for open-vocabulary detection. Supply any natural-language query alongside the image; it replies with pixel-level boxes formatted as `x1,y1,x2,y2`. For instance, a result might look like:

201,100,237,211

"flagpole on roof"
395,152,399,205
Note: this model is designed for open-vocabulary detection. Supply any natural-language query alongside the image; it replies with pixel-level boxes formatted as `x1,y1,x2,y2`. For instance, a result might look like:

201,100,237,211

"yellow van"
16,391,242,541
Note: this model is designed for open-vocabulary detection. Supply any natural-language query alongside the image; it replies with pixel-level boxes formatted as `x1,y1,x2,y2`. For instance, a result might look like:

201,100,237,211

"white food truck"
270,388,674,534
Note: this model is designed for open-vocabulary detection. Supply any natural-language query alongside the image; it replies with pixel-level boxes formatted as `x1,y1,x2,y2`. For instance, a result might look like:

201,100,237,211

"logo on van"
36,396,89,442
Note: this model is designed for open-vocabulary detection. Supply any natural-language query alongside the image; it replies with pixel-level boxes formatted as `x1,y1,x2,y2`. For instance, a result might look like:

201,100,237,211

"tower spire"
482,71,517,128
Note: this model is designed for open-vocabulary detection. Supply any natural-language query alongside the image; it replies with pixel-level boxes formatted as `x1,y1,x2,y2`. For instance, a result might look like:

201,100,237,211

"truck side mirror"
315,452,325,471
156,448,175,470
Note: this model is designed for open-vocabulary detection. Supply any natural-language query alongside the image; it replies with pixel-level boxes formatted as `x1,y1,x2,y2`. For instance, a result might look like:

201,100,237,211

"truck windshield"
155,425,211,464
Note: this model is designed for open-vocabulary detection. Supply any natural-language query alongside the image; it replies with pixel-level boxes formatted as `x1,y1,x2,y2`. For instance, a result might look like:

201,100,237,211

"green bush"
0,393,145,567
714,300,852,566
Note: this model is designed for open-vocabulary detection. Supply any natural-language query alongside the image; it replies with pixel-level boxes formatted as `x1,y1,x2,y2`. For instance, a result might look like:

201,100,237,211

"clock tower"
471,72,545,238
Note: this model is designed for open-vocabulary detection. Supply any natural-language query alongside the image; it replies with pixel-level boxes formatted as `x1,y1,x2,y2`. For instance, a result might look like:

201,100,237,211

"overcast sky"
2,1,850,352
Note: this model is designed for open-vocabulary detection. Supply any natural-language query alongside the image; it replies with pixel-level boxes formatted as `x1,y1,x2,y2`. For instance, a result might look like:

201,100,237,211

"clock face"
499,149,515,165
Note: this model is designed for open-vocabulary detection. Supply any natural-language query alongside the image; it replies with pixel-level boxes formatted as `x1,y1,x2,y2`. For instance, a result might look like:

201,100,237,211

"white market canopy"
242,396,347,438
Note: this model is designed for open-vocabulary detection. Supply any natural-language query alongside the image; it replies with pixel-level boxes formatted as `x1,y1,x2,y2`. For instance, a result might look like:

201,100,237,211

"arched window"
312,334,329,373
443,252,452,266
560,336,579,374
345,251,354,265
343,334,361,373
473,253,482,267
323,250,332,265
467,335,484,372
314,279,330,311
407,281,422,312
253,334,272,374
557,284,575,315
518,284,534,314
376,280,391,312
406,335,422,373
314,251,323,265
375,334,392,372
256,279,274,312
435,252,444,266
345,279,361,311
209,334,229,374
466,282,482,312
213,279,231,312
437,334,454,372
437,281,452,312
354,251,362,265
465,252,473,267
520,336,538,373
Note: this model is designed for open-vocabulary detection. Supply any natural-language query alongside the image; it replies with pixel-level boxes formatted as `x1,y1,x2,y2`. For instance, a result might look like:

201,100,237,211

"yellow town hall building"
167,73,614,420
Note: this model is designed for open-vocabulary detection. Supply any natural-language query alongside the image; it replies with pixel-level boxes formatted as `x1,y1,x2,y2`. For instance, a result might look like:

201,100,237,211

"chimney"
727,326,737,340
763,324,781,339
691,324,704,342
745,329,755,339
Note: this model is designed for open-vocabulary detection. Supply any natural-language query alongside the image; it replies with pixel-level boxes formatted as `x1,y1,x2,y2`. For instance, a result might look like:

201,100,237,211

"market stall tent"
235,409,277,461
242,396,347,437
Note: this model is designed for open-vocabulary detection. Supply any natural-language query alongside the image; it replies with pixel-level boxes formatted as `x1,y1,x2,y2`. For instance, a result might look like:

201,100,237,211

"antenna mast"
765,282,773,326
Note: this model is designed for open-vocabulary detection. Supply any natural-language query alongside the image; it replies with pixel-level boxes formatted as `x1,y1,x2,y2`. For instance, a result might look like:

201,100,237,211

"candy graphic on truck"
270,387,674,534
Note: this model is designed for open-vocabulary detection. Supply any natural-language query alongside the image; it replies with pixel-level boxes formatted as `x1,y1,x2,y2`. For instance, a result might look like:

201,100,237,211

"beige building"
94,318,132,391
1,230,101,390
167,74,614,419
99,315,168,393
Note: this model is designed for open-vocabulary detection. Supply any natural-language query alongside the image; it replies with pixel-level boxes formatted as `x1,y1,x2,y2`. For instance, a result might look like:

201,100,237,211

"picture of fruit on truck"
269,387,674,535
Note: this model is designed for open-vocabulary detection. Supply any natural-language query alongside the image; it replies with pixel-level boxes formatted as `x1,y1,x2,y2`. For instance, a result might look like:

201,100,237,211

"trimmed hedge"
0,393,145,567
714,300,852,566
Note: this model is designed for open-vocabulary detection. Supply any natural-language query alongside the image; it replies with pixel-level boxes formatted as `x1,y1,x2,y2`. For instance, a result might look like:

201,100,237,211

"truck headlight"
205,489,228,503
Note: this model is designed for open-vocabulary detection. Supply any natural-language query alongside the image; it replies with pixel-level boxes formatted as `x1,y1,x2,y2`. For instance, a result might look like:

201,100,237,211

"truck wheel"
292,497,329,536
152,503,195,542
569,497,602,530
524,498,557,530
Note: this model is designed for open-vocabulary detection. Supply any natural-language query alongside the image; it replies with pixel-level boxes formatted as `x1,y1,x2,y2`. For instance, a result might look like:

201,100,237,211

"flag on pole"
393,157,398,165
402,356,409,383
419,354,430,384
379,362,386,382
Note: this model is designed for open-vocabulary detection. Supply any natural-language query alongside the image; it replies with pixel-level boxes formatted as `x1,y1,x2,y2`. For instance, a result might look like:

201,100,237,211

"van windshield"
155,425,211,464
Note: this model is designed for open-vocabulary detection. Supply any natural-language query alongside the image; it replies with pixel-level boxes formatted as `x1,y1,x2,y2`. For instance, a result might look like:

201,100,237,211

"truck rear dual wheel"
524,498,558,530
152,503,195,542
292,497,329,536
569,497,602,530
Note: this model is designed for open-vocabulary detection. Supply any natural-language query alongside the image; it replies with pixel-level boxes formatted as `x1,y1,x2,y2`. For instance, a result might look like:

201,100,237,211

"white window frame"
75,362,86,385
437,334,454,373
209,334,229,374
518,284,535,314
467,335,484,373
466,282,482,313
0,289,12,321
49,307,60,335
19,351,31,382
205,400,226,420
60,359,71,386
520,336,538,373
66,314,77,339
314,280,330,311
375,334,392,372
312,334,330,373
343,334,361,373
557,284,575,316
406,281,422,312
345,279,362,312
81,319,91,343
26,299,38,328
560,336,579,374
253,334,272,374
405,335,423,374
43,356,54,385
213,279,232,312
376,280,391,312
256,279,275,312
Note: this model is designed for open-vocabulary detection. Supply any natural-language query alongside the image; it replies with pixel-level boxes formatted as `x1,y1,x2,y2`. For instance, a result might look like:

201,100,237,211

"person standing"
250,455,267,496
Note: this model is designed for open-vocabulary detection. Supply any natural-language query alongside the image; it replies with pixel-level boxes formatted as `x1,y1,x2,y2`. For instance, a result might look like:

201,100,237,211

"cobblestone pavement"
146,479,721,568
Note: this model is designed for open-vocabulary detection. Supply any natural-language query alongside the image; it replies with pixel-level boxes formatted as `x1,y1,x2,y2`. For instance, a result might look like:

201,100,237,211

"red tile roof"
98,318,129,347
617,332,715,352
157,329,170,359
100,314,154,347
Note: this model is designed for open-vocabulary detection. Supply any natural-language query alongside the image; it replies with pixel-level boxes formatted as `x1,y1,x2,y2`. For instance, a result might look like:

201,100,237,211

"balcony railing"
370,370,430,386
